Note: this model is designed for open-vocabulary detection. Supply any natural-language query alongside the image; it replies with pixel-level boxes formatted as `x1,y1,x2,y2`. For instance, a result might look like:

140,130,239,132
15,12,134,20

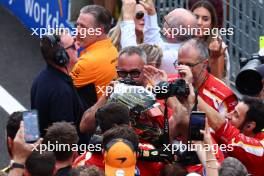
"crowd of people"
1,0,264,176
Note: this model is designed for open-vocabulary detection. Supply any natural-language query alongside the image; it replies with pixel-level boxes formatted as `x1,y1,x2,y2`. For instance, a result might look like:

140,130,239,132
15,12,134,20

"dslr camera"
155,79,190,99
236,53,264,96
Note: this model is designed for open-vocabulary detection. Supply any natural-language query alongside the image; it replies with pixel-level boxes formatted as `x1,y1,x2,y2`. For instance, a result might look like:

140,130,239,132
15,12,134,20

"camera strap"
192,88,199,111
161,98,170,145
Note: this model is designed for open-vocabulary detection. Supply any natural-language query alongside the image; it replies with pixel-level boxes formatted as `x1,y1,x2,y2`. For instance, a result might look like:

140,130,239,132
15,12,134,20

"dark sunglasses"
135,11,144,20
65,42,76,50
117,69,141,78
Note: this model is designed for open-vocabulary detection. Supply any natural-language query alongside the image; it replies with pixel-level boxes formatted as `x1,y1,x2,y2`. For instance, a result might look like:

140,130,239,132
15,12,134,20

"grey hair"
80,5,112,33
119,46,147,64
181,38,209,60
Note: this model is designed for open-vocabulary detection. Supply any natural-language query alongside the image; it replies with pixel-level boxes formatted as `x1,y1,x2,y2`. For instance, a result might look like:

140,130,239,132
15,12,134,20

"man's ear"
7,137,14,150
7,137,13,153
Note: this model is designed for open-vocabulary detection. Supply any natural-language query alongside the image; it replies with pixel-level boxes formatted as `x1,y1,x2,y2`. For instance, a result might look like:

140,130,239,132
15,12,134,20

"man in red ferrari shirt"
198,96,264,176
177,38,238,115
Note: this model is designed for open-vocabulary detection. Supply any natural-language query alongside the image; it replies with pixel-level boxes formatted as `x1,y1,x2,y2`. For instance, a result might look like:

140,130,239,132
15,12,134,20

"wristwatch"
10,161,25,170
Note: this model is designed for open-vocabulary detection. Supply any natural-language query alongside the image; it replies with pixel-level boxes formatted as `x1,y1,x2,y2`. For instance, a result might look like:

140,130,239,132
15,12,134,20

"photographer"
178,38,238,115
143,64,195,142
198,96,264,176
144,64,225,175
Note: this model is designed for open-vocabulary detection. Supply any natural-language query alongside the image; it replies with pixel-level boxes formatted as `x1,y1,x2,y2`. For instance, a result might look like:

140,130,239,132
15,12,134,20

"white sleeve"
143,14,164,46
120,20,137,48
222,41,231,85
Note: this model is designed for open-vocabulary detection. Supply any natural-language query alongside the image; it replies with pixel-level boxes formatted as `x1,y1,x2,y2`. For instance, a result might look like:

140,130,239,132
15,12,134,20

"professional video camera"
154,79,190,99
236,52,264,96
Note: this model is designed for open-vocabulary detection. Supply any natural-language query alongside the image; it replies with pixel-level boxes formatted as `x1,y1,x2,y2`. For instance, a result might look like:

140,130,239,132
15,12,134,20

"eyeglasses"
135,11,144,20
175,60,204,68
65,42,76,50
116,69,141,78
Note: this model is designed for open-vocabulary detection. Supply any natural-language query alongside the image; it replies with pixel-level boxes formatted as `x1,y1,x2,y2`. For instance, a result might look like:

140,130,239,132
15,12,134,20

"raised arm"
120,0,138,48
79,94,108,133
140,0,164,45
197,96,225,131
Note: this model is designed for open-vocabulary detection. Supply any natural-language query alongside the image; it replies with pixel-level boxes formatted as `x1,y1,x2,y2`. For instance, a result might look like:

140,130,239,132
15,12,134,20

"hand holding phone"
23,110,40,143
189,111,205,141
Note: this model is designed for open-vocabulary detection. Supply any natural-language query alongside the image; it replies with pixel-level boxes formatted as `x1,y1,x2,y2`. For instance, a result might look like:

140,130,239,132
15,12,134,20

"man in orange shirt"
71,5,118,109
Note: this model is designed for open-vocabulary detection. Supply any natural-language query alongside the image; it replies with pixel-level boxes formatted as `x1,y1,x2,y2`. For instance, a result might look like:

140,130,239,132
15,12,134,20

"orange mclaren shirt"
71,38,118,98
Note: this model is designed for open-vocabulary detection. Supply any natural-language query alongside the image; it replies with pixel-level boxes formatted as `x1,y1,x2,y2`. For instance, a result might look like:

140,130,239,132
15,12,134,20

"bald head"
165,8,197,42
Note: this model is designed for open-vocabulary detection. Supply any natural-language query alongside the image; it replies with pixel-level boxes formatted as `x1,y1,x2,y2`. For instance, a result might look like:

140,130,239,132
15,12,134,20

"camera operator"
198,96,264,176
178,38,238,115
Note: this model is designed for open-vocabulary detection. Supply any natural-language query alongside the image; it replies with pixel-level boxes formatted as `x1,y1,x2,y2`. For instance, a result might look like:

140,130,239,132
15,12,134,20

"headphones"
44,34,70,67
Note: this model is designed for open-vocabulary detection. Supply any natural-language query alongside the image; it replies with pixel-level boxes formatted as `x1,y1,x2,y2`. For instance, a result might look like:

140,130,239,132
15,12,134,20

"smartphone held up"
188,111,206,141
22,110,40,143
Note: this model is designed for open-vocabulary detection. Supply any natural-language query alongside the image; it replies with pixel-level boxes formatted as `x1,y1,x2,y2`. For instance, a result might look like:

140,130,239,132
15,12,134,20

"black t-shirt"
31,65,90,143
